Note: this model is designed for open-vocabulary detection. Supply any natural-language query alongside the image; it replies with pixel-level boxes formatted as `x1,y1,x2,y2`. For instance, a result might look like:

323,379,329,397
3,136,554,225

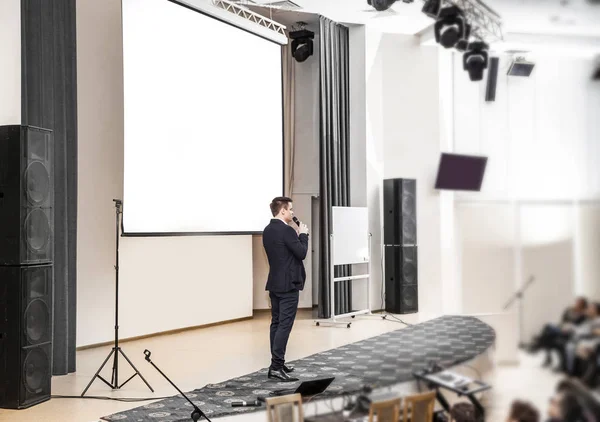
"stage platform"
101,315,495,421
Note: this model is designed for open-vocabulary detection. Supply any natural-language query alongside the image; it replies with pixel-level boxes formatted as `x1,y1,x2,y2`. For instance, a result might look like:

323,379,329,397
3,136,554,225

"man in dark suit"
263,197,309,382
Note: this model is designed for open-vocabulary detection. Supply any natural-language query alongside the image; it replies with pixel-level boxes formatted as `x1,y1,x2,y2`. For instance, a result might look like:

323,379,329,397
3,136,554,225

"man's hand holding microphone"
292,216,309,236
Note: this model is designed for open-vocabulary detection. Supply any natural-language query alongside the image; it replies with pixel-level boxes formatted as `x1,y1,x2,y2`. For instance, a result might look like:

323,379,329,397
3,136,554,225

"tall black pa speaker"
0,126,54,265
383,178,418,314
0,125,53,409
384,247,418,314
0,265,53,408
384,178,416,246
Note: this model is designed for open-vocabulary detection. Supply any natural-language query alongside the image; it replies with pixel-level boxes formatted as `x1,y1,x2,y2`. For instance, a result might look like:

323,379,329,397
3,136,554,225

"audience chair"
368,397,402,422
402,391,436,422
265,393,304,422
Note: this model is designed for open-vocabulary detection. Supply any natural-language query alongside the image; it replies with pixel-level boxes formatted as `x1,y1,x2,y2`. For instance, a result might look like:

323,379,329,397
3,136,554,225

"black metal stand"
503,275,536,349
413,370,491,422
144,349,212,422
81,199,153,397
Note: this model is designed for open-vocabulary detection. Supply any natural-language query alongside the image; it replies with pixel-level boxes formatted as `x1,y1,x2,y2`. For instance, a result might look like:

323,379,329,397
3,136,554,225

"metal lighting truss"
211,0,286,36
445,0,503,42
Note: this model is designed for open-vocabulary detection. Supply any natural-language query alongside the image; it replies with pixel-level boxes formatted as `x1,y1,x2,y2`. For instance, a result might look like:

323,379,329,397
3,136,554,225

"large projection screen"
122,0,283,235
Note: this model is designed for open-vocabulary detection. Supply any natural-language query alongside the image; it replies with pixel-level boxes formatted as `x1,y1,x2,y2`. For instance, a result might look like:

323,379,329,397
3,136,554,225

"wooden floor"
0,311,561,422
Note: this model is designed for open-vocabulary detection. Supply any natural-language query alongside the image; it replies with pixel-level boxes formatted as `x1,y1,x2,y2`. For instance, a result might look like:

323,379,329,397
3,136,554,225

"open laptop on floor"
269,376,335,398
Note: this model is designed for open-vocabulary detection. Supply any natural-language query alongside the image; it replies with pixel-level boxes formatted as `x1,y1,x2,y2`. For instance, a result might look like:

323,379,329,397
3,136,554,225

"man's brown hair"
509,400,540,422
450,402,476,422
270,197,292,217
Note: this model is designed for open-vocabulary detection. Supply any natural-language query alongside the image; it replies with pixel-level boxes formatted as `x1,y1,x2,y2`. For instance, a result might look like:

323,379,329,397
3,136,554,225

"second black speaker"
384,246,418,314
383,178,416,245
0,264,53,409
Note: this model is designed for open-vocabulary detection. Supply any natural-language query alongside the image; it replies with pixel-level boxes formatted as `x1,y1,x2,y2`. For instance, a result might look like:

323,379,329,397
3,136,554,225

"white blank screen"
122,0,283,234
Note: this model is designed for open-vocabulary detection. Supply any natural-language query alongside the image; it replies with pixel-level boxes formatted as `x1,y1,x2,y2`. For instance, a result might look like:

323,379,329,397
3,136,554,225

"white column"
0,0,21,125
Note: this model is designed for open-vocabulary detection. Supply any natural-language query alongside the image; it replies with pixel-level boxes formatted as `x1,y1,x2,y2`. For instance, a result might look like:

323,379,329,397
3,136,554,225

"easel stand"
316,234,383,328
81,199,153,396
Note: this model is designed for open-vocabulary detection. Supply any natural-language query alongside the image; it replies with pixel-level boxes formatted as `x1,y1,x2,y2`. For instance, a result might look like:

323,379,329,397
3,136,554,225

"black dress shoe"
268,368,298,382
283,364,294,373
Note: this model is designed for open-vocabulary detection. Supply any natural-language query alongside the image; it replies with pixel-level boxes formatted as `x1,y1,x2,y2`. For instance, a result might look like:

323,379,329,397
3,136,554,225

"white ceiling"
246,0,434,33
487,0,600,37
247,0,600,34
245,0,600,55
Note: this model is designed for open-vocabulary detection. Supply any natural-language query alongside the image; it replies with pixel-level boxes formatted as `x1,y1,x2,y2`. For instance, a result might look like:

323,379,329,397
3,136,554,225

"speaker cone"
23,348,49,393
402,196,415,215
403,263,416,284
27,267,47,299
402,286,417,307
25,299,49,344
24,209,50,253
403,220,416,243
403,247,416,262
24,161,50,205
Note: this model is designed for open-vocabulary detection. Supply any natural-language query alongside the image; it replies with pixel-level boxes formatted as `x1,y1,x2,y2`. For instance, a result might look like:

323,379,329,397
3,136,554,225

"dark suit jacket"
263,219,308,293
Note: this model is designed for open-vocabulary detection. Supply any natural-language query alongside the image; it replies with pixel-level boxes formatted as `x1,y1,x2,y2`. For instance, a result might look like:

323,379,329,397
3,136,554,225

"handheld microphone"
292,216,301,227
231,400,262,407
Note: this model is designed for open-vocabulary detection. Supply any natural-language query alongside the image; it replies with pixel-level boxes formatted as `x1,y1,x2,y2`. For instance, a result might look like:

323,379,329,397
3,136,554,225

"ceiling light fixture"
289,29,314,63
463,41,489,81
434,6,466,48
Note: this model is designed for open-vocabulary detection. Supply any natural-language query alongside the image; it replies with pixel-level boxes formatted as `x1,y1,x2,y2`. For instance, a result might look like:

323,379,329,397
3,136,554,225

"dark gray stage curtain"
22,0,78,375
318,17,351,319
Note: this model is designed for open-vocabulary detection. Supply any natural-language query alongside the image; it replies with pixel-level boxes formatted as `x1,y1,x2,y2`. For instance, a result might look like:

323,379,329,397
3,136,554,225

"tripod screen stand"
503,275,536,349
81,199,153,396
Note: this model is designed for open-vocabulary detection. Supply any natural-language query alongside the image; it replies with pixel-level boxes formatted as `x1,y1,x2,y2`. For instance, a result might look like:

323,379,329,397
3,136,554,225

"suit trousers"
269,290,299,370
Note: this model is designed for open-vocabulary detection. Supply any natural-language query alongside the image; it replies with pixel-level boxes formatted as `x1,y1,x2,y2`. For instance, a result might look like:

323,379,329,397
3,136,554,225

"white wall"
0,0,21,125
349,25,367,209
77,0,254,347
365,29,386,312
453,54,600,201
251,24,320,311
576,205,600,300
452,52,600,343
290,24,320,310
366,33,444,318
349,25,369,313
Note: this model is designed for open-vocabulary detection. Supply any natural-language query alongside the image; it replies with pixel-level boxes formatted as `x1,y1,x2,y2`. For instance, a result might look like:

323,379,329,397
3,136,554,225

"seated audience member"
581,344,600,388
564,303,600,376
451,402,476,422
556,378,600,420
506,400,540,422
530,297,588,368
547,391,588,422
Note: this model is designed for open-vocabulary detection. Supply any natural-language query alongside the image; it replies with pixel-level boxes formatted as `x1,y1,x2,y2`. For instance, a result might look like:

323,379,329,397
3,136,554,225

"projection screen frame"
121,0,285,237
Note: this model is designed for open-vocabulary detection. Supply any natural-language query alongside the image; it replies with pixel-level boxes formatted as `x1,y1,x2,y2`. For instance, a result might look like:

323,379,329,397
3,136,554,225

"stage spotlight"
463,41,489,81
422,0,442,18
367,0,396,12
434,6,466,49
289,29,314,63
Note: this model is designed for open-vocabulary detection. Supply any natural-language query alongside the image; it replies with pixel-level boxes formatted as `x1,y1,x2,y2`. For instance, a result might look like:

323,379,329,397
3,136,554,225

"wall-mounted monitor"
508,59,535,77
434,153,488,191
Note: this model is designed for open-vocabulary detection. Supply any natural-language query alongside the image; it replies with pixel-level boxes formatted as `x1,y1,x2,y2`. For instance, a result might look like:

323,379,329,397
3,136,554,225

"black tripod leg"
111,346,119,386
81,348,116,396
118,348,154,392
467,394,486,421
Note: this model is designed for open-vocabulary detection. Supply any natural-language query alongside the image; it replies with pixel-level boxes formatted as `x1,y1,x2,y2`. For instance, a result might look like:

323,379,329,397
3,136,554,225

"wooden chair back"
265,393,304,422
